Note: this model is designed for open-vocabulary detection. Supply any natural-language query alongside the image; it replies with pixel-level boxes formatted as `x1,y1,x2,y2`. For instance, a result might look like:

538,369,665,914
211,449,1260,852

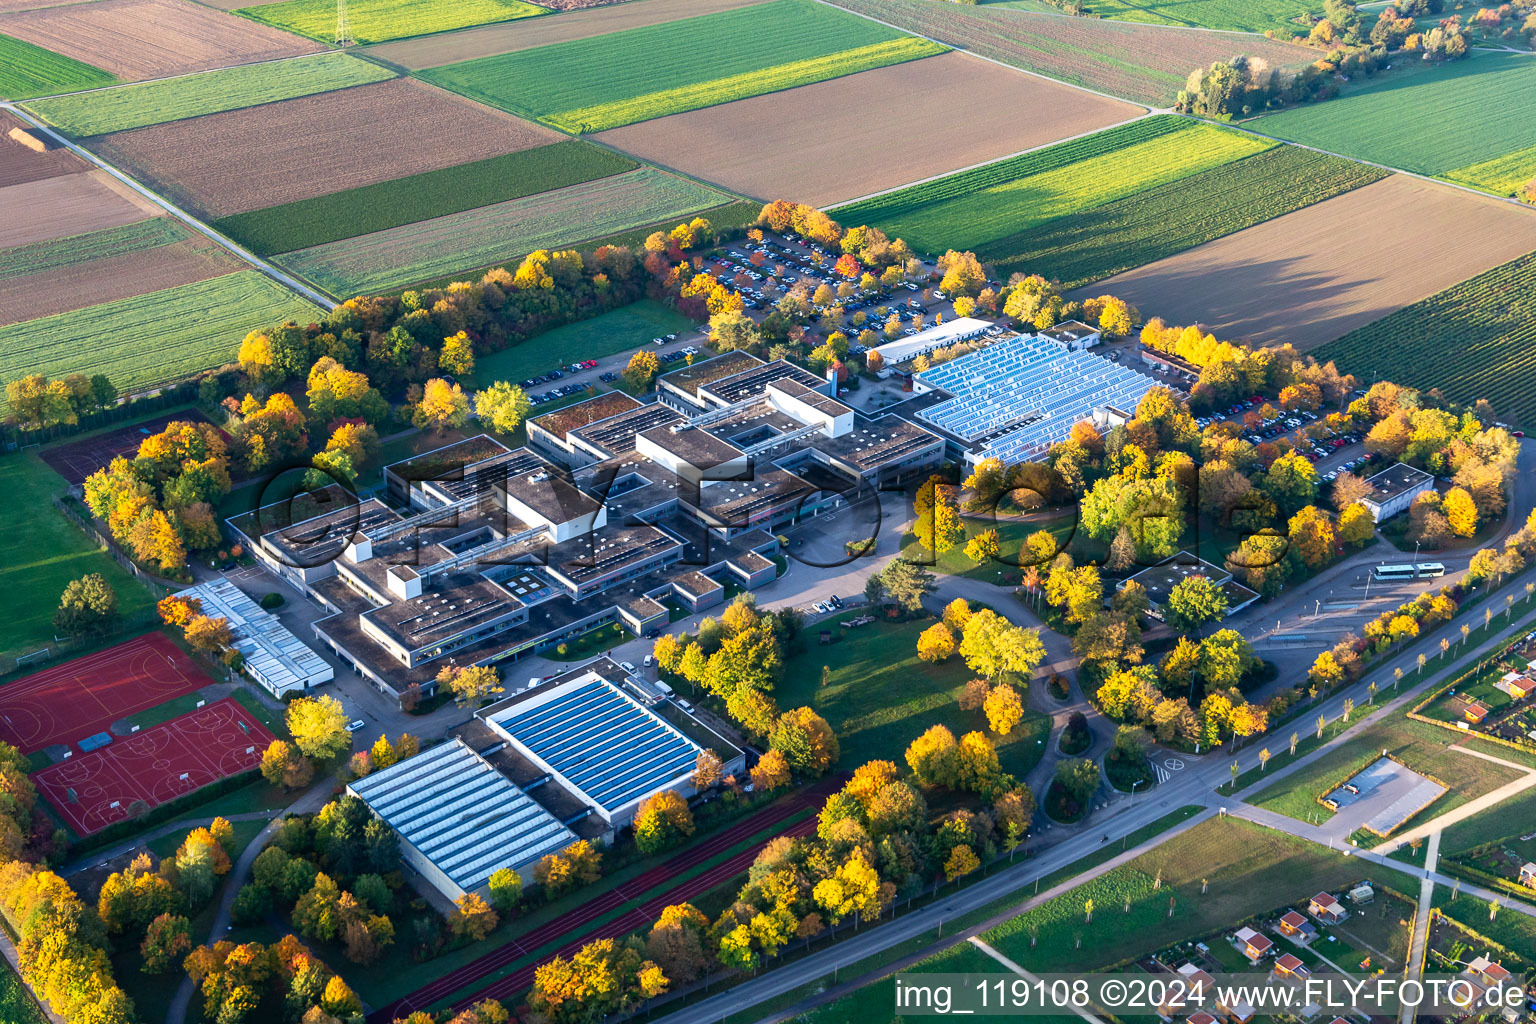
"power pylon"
335,0,354,47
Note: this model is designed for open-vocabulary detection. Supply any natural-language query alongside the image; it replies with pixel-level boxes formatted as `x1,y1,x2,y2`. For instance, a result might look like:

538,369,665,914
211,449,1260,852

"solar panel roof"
487,674,701,814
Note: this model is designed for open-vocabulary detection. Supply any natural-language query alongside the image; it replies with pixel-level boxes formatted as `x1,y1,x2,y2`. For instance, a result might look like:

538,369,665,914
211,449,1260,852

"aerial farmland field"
0,170,158,249
1065,0,1313,33
1247,50,1536,182
234,0,546,45
1087,175,1536,349
1316,252,1536,426
0,0,321,81
0,271,321,399
88,78,561,218
983,146,1390,288
831,115,1271,255
25,52,395,136
366,0,770,69
822,0,1315,106
213,140,637,254
419,0,944,132
0,32,114,99
0,109,83,184
276,167,732,296
597,51,1141,207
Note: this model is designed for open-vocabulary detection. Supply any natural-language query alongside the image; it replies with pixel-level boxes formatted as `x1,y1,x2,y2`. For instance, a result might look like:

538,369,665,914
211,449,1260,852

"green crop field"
235,0,544,44
214,141,637,255
0,33,115,100
471,300,694,388
833,115,1271,255
991,146,1389,288
1446,142,1536,199
0,272,321,402
25,52,394,136
777,610,1052,778
0,219,190,282
0,454,157,663
277,167,731,296
418,0,933,131
1248,50,1536,178
1315,251,1536,426
1065,0,1314,34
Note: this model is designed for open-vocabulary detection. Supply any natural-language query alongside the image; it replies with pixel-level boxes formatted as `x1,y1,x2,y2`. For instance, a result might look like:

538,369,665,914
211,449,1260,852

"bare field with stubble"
597,51,1143,206
0,171,157,248
1084,174,1536,349
0,237,242,325
89,78,560,218
367,0,770,69
0,112,83,186
0,0,321,80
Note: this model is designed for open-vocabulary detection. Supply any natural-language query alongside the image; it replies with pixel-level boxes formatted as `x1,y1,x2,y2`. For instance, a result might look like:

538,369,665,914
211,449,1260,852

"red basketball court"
0,633,211,754
32,698,276,836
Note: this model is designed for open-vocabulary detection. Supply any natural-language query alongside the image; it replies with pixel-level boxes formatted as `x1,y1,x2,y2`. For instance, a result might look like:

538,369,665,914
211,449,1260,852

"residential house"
1465,700,1491,724
1234,926,1274,962
1274,953,1311,979
1518,862,1536,888
1309,892,1347,924
1157,964,1215,1020
1278,910,1316,941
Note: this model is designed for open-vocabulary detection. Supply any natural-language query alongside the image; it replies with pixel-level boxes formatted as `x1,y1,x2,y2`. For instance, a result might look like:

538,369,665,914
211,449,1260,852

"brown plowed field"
0,112,84,186
0,0,98,12
367,0,769,69
596,51,1144,207
0,171,158,249
0,238,242,326
1081,174,1536,350
89,78,561,218
0,0,321,80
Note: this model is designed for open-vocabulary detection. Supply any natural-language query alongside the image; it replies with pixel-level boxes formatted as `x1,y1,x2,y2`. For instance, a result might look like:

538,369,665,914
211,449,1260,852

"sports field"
0,271,323,402
0,455,156,663
1316,250,1536,426
832,115,1271,255
596,50,1140,207
419,0,942,132
821,0,1314,106
33,697,275,835
1086,174,1536,350
985,146,1389,287
471,300,694,388
213,140,636,254
0,632,210,753
40,409,220,485
277,167,731,296
235,0,546,45
25,51,395,136
1248,50,1536,184
0,31,114,99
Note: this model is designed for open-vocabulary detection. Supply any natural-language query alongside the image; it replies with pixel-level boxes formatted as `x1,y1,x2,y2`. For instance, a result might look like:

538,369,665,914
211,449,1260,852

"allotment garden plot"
831,116,1270,256
596,50,1141,207
1249,50,1536,198
1317,251,1536,426
418,0,944,133
0,0,320,81
1084,175,1536,350
822,0,1314,106
87,77,561,219
276,166,733,296
234,0,545,44
365,0,771,69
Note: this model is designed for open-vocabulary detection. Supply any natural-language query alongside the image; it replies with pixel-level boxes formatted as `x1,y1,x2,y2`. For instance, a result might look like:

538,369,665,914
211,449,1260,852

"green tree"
879,559,934,614
1163,575,1228,633
474,381,532,434
53,573,119,637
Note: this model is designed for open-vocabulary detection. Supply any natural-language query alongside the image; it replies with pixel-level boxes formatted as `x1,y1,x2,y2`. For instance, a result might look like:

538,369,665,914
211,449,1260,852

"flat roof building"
348,739,578,899
177,578,333,698
1356,462,1435,523
1118,552,1260,620
872,316,994,367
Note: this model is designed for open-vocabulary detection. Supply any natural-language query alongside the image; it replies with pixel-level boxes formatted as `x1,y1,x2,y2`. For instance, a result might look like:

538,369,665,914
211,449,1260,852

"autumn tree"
959,609,1046,682
984,684,1025,736
437,664,504,708
750,748,791,792
474,381,531,434
770,707,839,776
916,622,956,663
414,378,471,432
260,739,314,789
913,476,965,555
623,350,662,392
286,695,351,761
633,790,695,854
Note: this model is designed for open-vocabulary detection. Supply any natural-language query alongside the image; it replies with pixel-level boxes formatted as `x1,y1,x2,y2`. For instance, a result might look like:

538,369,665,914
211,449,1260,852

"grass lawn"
0,454,157,663
777,611,1052,777
1248,716,1526,828
470,299,695,389
146,816,269,861
983,817,1399,970
0,958,45,1024
417,0,936,132
1442,785,1536,856
1433,889,1536,963
900,513,1076,587
235,0,545,45
543,620,628,662
1248,49,1536,177
1329,888,1415,972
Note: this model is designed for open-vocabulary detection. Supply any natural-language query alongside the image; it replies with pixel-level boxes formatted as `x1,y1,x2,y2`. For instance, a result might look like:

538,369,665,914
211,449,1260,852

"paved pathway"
1402,830,1440,1024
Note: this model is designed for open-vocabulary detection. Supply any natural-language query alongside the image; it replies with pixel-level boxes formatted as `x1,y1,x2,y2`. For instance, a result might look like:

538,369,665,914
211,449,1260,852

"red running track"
32,697,275,835
370,781,836,1023
0,633,211,754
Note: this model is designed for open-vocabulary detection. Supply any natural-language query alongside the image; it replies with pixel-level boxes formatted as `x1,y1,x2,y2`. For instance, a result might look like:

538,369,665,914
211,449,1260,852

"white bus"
1372,563,1446,581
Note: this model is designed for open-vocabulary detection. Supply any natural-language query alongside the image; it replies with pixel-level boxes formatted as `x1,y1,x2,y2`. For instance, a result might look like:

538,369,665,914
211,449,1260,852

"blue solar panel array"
916,335,1164,463
491,679,700,813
